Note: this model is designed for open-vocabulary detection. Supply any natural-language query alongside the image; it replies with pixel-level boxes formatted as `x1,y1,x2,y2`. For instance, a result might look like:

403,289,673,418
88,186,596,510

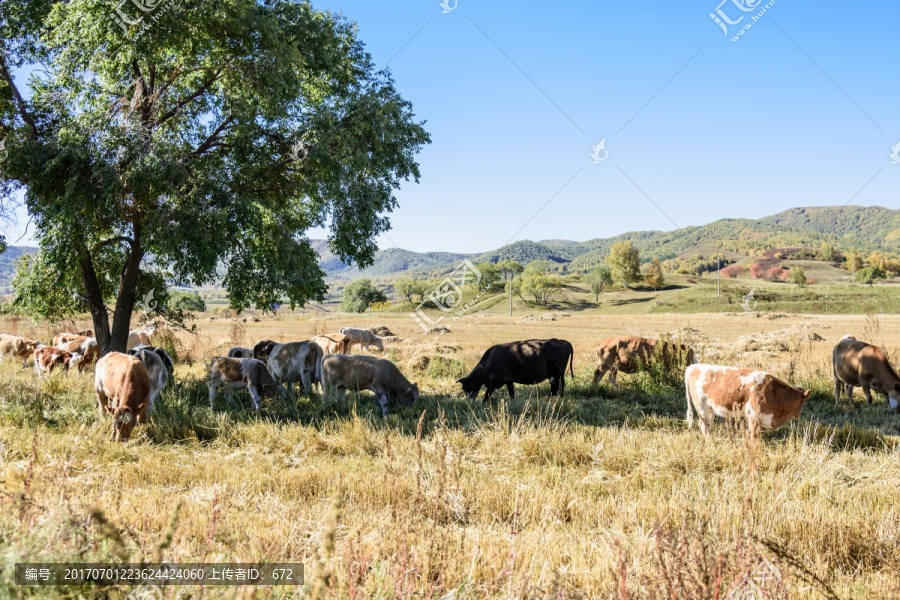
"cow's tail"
685,369,694,428
568,348,575,379
316,352,323,387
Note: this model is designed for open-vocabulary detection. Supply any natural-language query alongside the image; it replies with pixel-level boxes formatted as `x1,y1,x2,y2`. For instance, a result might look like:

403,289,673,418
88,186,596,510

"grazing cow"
33,346,83,378
76,329,93,337
227,347,255,359
0,336,41,368
128,347,169,411
95,353,151,441
208,357,277,410
685,364,810,437
592,336,695,386
458,339,575,403
267,341,323,394
126,325,156,350
339,327,384,352
322,354,419,415
833,335,900,411
127,344,174,373
253,339,278,363
59,337,100,371
312,334,352,356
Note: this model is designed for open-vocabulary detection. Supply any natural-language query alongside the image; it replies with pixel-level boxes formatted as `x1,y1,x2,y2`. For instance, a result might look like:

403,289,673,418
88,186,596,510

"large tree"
0,0,429,353
606,241,642,288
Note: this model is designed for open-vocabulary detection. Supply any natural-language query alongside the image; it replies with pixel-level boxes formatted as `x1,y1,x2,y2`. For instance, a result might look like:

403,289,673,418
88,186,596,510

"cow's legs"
549,376,560,397
208,383,218,408
376,391,389,416
483,387,494,403
834,377,843,405
225,388,235,406
248,384,261,410
300,372,311,394
862,384,873,405
506,382,515,398
592,366,607,386
846,385,854,403
608,368,619,388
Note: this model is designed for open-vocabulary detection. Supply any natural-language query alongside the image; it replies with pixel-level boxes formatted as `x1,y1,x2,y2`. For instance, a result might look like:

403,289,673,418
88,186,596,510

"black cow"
253,339,278,363
457,339,575,402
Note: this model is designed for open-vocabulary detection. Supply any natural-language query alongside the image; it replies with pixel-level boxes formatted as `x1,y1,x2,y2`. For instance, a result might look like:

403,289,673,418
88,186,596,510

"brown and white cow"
592,336,695,386
685,364,810,437
53,332,83,348
58,336,100,371
322,354,418,416
33,346,83,378
267,341,324,394
339,327,384,352
312,333,352,356
208,357,277,410
95,352,151,441
833,335,900,411
0,336,41,368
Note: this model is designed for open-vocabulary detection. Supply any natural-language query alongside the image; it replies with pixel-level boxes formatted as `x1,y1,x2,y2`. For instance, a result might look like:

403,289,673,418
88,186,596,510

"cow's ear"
456,378,465,384
803,390,811,398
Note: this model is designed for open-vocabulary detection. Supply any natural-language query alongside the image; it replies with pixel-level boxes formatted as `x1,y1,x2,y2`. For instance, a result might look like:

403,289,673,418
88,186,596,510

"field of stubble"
2,311,900,599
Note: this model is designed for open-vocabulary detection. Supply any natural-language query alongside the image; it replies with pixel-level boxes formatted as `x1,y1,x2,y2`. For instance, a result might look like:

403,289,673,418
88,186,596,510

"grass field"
2,311,900,599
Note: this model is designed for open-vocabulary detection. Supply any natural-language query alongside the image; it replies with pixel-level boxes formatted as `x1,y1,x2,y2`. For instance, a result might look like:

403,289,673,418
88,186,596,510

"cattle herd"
1,322,898,442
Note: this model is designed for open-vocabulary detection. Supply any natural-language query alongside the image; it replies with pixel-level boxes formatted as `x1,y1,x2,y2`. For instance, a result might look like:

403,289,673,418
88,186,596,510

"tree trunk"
109,229,144,354
80,250,112,353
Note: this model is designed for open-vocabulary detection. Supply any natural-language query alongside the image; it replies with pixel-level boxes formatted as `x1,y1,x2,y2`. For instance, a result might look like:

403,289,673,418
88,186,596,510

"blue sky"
7,0,900,253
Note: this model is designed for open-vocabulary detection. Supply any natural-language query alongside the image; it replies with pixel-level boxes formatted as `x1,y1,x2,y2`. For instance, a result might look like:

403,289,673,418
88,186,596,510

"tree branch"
156,68,225,125
91,236,135,253
0,55,36,132
187,115,234,159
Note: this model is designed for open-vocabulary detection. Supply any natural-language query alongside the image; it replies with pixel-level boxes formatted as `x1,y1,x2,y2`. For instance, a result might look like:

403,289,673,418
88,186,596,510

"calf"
312,333,352,356
33,346,83,378
0,336,41,368
95,353,151,441
227,346,255,359
128,347,169,411
833,335,900,411
267,341,324,394
593,336,695,386
339,327,384,352
458,339,574,403
253,339,278,363
685,364,810,437
322,354,418,415
208,357,277,410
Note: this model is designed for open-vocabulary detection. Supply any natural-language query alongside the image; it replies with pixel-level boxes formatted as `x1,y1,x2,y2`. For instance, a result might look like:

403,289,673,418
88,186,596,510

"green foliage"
395,279,427,303
855,266,886,284
843,250,864,272
819,242,836,261
644,257,665,290
524,259,551,277
0,0,429,349
521,275,560,307
788,267,807,288
586,266,613,302
170,291,206,313
342,279,388,313
606,241,642,288
11,253,84,321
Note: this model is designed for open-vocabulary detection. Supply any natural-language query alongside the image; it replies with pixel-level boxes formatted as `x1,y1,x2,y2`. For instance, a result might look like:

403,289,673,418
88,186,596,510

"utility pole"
507,273,513,317
717,257,721,296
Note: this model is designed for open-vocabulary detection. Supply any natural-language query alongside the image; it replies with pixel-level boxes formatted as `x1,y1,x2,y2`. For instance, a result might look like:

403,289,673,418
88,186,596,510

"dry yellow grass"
1,312,899,598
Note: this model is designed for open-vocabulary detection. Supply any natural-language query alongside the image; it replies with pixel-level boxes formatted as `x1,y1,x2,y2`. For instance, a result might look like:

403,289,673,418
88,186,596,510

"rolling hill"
1,205,897,293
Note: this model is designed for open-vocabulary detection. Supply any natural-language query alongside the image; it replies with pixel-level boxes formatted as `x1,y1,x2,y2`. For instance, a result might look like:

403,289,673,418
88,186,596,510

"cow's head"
889,382,900,412
456,376,480,399
398,383,419,407
67,352,84,371
112,408,138,441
